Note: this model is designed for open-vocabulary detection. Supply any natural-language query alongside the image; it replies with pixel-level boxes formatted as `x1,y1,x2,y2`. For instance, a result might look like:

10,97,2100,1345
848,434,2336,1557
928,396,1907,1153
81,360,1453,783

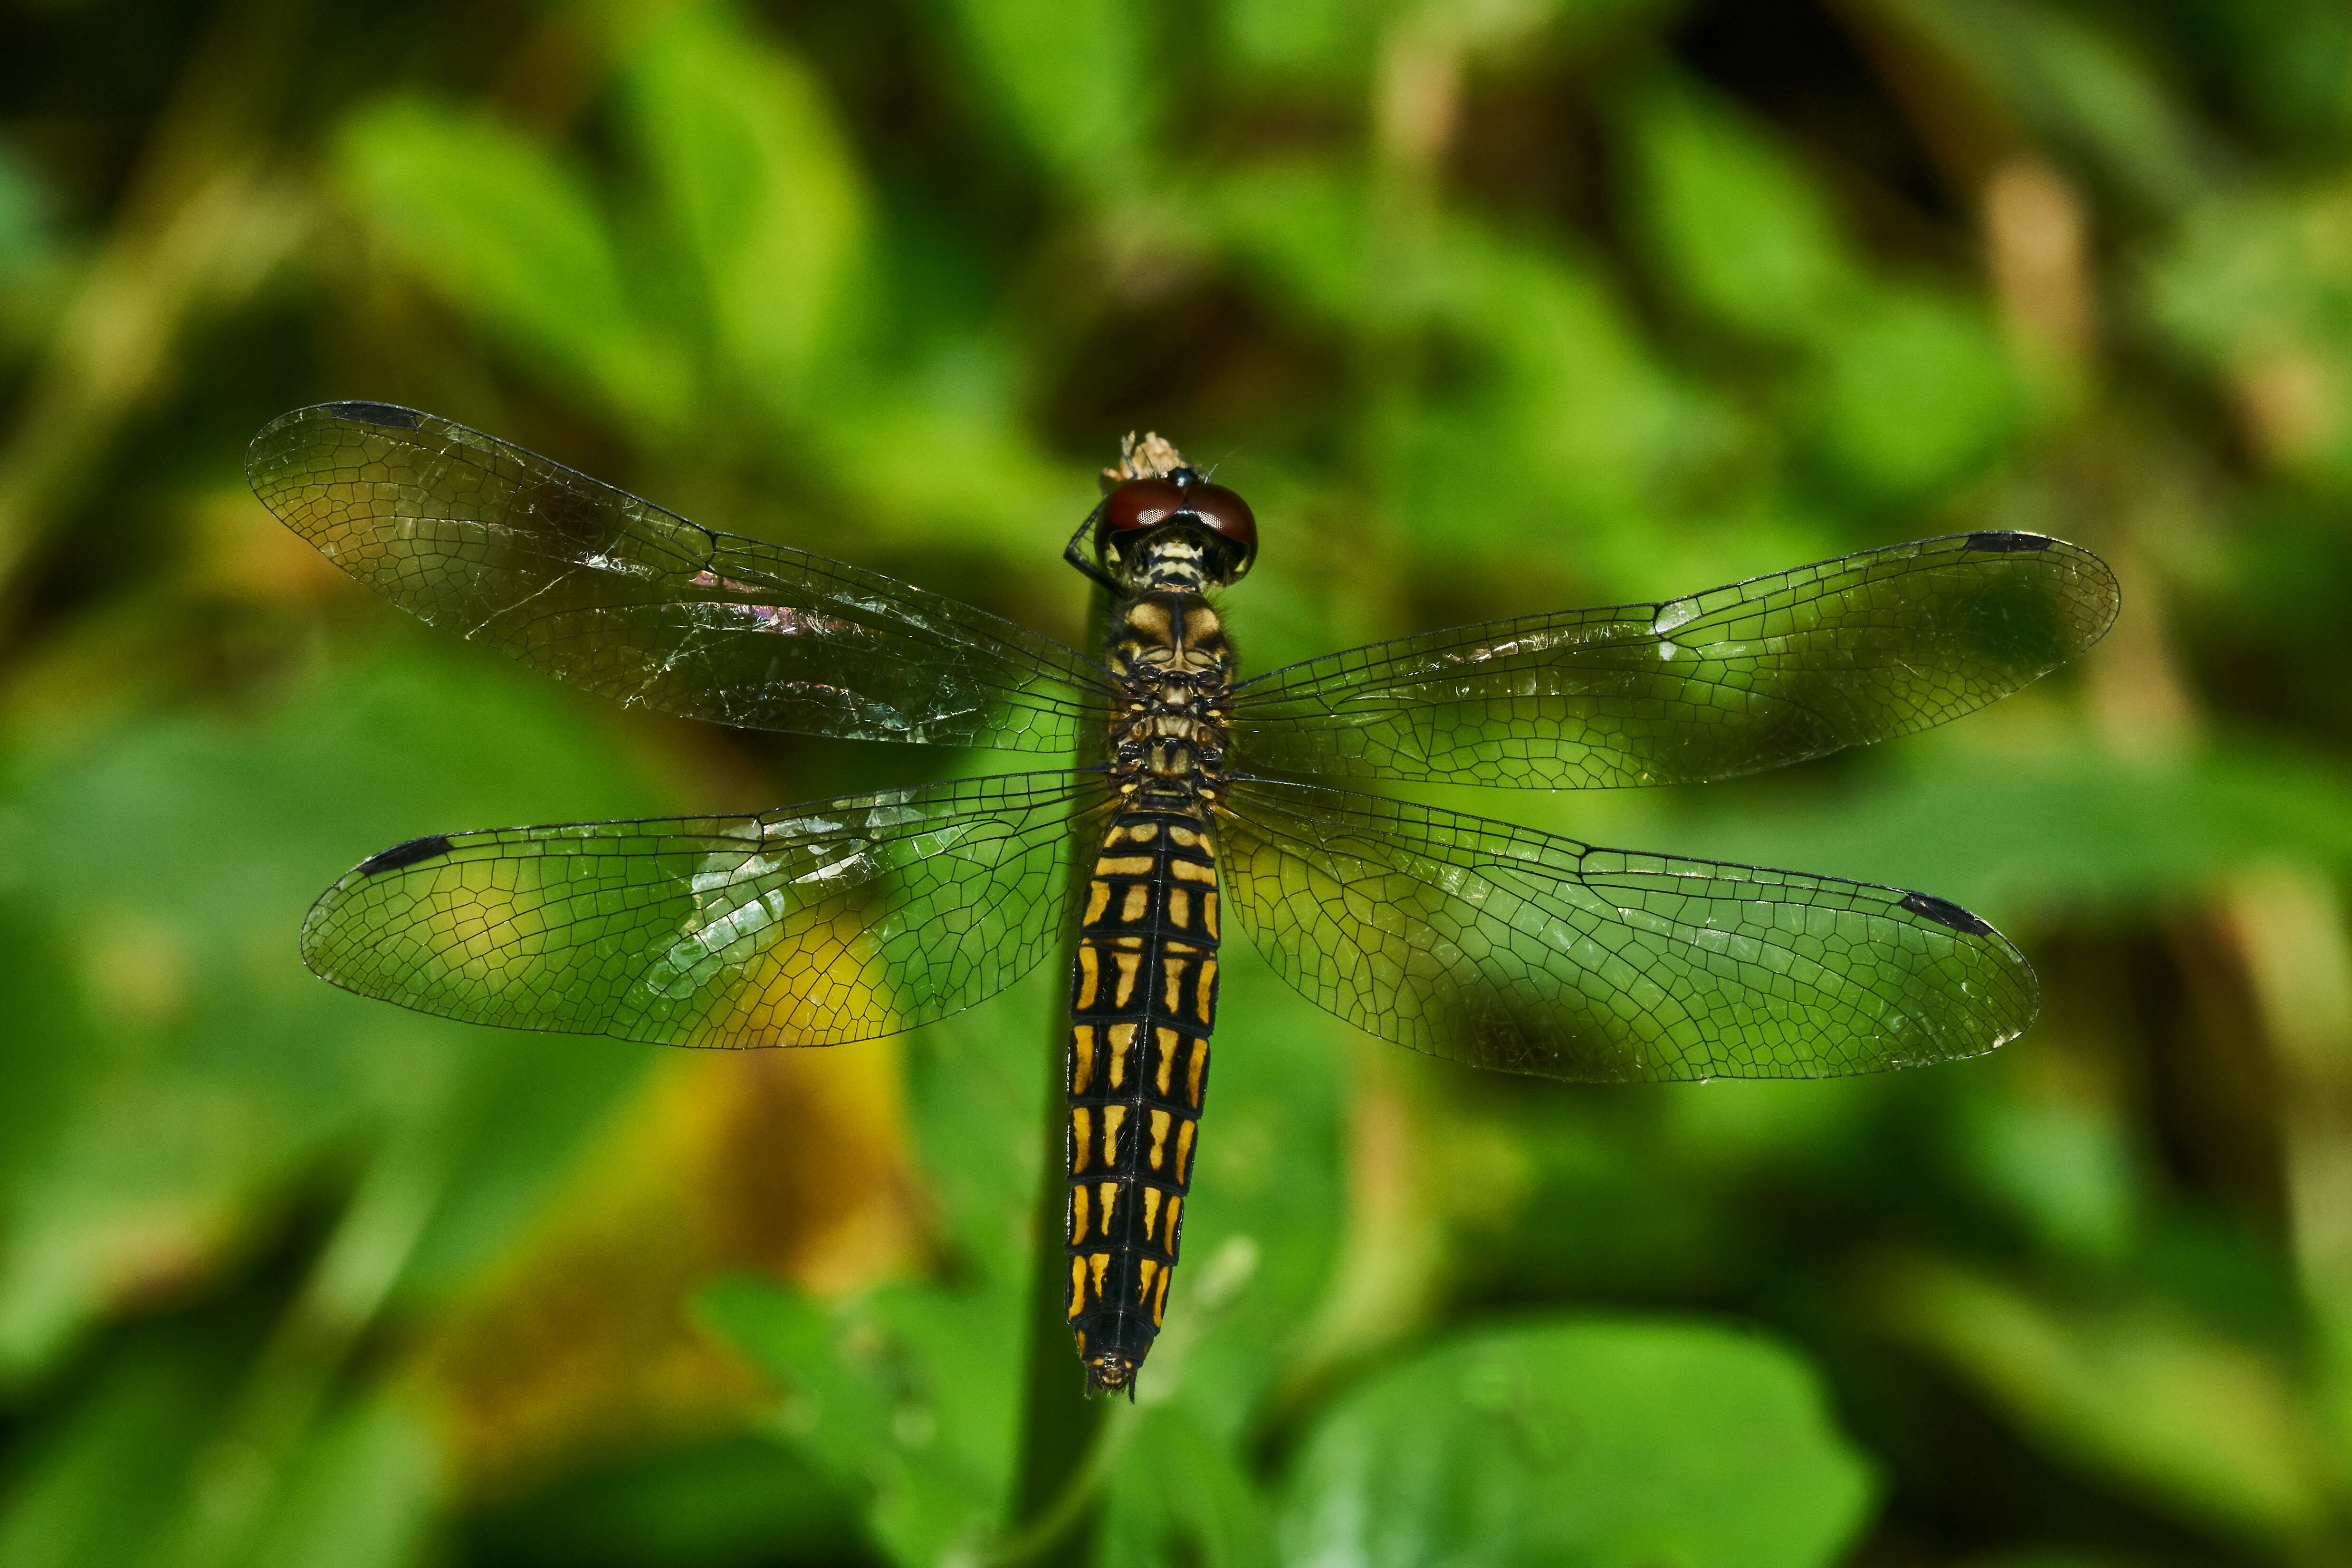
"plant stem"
1004,579,1112,1564
139,1086,459,1568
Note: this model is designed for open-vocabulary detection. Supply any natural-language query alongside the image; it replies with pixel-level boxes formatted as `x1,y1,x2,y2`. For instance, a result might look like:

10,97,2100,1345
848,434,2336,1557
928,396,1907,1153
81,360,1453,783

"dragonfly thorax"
1108,591,1233,803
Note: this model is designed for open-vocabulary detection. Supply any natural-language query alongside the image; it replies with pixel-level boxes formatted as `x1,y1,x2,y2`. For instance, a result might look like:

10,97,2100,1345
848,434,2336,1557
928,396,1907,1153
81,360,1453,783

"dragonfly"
248,402,2119,1397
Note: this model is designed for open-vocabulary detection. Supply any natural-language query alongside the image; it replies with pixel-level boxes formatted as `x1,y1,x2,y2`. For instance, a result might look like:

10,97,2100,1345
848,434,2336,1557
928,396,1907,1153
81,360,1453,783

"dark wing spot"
326,401,423,429
1901,890,1994,936
519,474,619,551
1962,531,2053,554
358,834,455,875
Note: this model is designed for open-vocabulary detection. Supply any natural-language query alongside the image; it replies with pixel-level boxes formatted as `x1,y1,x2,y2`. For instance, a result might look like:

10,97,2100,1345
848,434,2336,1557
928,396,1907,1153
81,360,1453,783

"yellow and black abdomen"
1063,806,1219,1394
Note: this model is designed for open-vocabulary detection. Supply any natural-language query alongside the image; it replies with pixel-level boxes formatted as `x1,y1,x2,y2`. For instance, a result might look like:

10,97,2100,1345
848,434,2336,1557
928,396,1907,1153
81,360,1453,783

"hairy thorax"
1106,590,1233,807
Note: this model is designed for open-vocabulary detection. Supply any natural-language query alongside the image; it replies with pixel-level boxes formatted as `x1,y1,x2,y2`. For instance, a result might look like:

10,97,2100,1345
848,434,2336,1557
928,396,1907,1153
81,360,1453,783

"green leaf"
2167,0,2352,148
1097,1404,1275,1568
1220,0,1377,76
1867,1254,2333,1543
940,0,1152,191
0,1324,243,1568
1209,164,1369,329
243,1399,438,1568
466,1434,860,1563
2147,177,2352,479
1277,1318,1875,1568
335,99,688,430
1953,1090,2139,1267
0,893,86,1252
699,1275,1019,1568
1878,0,2214,211
391,1027,654,1304
0,137,55,277
1403,220,1707,566
800,365,1096,556
0,647,661,1378
1806,286,2024,498
1625,76,1859,339
1620,735,2352,927
1622,76,2023,500
624,4,870,416
900,978,1048,1280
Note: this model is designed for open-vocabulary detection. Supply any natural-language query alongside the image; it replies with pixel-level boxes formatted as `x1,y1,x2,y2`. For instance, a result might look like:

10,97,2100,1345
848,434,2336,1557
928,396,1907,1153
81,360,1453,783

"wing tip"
1899,889,1994,937
1956,528,2124,653
355,833,457,877
1961,529,2055,555
323,400,424,430
247,401,433,498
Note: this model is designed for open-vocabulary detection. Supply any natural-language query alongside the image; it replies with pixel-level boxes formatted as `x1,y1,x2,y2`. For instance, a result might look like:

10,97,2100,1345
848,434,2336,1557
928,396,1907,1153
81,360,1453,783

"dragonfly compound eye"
1098,476,1257,583
1102,478,1187,535
1180,482,1257,576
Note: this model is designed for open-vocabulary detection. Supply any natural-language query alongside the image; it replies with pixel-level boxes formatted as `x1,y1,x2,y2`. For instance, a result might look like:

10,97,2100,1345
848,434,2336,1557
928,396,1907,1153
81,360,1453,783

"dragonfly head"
1091,433,1257,593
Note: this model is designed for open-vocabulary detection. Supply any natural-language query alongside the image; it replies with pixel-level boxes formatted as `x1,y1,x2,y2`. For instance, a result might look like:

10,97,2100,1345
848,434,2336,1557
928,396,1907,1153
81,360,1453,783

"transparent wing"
1214,777,2035,1082
248,402,1110,749
301,772,1114,1049
1231,532,2119,786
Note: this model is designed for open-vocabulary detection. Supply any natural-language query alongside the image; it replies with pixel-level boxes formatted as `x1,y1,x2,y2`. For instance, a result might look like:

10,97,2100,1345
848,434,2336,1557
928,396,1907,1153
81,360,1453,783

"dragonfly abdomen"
1064,806,1219,1396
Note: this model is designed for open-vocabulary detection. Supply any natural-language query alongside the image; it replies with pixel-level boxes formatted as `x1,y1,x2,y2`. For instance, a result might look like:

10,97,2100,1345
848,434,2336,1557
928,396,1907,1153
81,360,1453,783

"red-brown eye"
1103,478,1186,533
1182,482,1257,559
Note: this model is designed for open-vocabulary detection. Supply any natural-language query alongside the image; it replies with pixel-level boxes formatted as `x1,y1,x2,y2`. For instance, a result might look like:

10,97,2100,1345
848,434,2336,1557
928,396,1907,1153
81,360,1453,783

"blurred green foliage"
6,0,2352,1564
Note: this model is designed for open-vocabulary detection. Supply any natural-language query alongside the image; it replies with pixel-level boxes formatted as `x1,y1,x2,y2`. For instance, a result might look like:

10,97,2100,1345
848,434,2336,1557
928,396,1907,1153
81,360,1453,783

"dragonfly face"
248,402,2121,1397
1095,488,1256,598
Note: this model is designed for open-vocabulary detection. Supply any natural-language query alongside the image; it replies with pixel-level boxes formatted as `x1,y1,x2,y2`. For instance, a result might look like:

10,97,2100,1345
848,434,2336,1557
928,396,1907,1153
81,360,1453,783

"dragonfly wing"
1230,532,2118,786
1214,777,2035,1081
302,772,1112,1048
248,402,1108,750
